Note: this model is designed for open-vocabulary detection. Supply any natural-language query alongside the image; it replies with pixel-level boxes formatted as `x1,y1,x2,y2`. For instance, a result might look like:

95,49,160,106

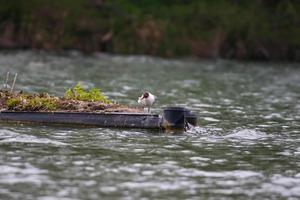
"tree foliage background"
0,0,299,60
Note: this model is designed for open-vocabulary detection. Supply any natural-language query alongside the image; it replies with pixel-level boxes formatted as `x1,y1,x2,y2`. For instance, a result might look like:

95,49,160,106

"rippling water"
0,51,300,199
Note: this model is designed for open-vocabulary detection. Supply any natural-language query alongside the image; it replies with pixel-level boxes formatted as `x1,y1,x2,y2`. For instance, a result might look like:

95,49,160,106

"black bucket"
185,113,197,126
183,108,198,126
162,107,186,131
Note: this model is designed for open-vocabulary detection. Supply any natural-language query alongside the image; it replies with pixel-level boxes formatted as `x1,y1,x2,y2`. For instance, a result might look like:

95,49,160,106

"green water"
0,51,299,200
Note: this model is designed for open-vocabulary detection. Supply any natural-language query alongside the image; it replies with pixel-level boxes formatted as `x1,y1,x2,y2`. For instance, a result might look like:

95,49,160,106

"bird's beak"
138,96,143,103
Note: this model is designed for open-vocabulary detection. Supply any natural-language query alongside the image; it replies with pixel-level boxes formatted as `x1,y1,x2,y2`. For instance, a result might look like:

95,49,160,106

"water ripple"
0,52,300,199
0,129,69,146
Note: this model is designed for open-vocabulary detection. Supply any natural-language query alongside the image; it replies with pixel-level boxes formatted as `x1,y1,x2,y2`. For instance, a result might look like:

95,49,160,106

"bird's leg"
148,106,151,113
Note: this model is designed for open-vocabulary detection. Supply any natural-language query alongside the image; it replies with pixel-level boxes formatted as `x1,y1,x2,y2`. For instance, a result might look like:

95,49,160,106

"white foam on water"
264,113,284,119
225,129,268,140
258,175,300,197
0,164,51,185
194,103,221,108
119,180,198,192
203,117,220,122
175,168,263,179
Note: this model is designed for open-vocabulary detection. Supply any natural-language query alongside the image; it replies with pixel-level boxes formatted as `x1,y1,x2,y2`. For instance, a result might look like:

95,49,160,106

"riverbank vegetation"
0,84,140,112
0,0,299,61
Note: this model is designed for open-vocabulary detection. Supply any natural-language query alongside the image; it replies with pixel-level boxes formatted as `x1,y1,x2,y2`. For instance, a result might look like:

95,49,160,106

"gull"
138,92,155,113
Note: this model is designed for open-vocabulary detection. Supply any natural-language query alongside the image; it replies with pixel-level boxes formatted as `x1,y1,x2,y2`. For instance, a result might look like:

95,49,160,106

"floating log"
0,111,161,128
0,107,197,132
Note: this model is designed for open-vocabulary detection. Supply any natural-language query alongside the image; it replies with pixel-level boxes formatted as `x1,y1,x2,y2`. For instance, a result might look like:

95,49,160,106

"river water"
0,51,299,199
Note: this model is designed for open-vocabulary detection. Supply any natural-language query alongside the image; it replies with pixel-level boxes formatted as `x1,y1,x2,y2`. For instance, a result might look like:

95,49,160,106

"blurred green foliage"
0,0,299,60
64,83,111,103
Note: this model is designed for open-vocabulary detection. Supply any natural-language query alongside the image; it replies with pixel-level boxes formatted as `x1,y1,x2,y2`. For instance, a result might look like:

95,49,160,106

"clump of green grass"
5,95,58,111
64,83,111,104
6,97,22,109
26,96,58,111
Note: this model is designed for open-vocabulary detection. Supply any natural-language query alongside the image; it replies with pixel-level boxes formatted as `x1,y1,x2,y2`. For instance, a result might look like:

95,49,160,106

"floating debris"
0,83,142,113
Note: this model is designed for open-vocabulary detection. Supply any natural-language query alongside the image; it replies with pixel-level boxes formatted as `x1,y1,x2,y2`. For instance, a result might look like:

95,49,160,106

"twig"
10,73,18,93
4,71,10,90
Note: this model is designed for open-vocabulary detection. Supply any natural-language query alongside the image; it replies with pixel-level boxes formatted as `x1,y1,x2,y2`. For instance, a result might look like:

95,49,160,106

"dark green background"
0,0,299,60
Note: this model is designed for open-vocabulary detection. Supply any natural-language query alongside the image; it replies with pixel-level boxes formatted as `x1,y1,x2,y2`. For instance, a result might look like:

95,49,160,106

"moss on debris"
0,85,141,113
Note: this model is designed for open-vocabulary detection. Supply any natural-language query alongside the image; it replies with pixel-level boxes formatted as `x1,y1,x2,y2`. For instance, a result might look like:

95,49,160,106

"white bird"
138,92,156,113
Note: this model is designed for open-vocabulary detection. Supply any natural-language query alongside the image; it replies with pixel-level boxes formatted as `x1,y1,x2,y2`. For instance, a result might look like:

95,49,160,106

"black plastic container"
162,107,198,131
184,108,198,126
162,107,186,131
